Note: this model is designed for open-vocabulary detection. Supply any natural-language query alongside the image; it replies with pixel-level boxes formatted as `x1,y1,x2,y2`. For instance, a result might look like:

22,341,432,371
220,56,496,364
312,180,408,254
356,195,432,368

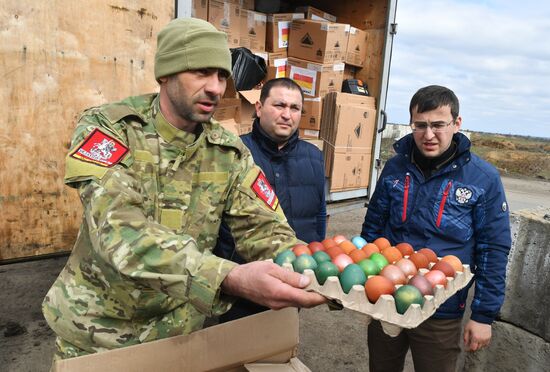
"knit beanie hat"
154,18,232,79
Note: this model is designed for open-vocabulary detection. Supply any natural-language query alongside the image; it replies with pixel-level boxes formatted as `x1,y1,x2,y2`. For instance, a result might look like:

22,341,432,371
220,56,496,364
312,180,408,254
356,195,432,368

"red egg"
373,237,391,250
379,264,407,285
418,248,438,263
431,260,456,278
332,253,354,272
326,245,345,260
321,238,338,249
333,234,347,244
349,249,368,263
395,242,415,257
365,275,395,303
361,243,380,258
339,240,357,255
308,241,325,253
423,269,448,288
441,255,464,273
381,246,403,264
408,274,434,296
395,258,418,277
292,244,312,257
409,252,430,269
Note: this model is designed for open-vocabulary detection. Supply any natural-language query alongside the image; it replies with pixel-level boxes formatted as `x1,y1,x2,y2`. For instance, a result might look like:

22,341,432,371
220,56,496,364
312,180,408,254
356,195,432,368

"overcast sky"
385,0,550,138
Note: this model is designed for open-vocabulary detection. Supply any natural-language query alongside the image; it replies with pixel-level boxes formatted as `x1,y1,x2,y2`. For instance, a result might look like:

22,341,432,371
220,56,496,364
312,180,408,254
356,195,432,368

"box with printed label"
300,97,322,130
208,0,241,47
254,51,288,80
287,57,344,98
288,19,347,64
299,128,320,139
294,6,337,22
266,13,304,52
240,9,267,51
344,25,368,67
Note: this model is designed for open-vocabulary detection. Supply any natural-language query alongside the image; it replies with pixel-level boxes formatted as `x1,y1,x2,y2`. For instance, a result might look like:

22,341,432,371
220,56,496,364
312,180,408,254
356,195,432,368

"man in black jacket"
215,78,327,321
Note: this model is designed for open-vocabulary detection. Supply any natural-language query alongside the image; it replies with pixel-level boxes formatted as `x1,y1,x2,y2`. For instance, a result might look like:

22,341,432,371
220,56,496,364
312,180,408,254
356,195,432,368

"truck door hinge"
390,23,398,35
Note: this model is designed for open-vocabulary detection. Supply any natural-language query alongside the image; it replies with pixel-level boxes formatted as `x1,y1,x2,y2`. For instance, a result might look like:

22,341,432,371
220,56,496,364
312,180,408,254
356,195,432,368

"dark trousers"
368,318,462,372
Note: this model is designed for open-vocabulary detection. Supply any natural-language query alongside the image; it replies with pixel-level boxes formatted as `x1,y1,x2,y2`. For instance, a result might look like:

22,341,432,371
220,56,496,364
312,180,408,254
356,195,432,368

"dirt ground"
1,176,549,372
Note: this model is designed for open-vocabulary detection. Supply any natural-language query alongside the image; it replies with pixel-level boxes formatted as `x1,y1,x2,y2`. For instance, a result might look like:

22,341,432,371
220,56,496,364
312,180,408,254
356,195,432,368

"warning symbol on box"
301,33,314,45
355,124,362,138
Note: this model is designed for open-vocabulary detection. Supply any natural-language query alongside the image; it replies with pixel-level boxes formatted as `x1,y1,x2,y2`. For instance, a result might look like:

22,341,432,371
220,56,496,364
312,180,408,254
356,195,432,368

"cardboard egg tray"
285,262,474,337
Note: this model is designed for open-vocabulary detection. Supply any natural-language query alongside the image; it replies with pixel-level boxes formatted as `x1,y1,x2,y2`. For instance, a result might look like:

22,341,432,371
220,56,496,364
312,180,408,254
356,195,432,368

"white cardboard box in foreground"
53,308,310,372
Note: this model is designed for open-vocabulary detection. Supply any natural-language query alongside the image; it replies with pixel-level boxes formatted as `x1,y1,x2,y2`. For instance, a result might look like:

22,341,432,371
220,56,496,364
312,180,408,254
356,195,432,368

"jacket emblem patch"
70,128,128,167
455,187,472,204
252,172,279,210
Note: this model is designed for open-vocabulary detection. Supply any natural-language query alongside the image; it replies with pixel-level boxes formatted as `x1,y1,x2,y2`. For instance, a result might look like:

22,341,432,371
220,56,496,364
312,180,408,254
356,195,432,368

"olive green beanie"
154,18,232,79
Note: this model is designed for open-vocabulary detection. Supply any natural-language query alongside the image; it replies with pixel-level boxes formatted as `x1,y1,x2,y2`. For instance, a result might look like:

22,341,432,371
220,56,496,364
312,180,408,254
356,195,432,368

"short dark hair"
409,85,460,122
259,78,304,104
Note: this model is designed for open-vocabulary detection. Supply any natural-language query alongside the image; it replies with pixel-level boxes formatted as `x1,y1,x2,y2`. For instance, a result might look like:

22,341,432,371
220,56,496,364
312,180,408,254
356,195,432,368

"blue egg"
351,236,367,249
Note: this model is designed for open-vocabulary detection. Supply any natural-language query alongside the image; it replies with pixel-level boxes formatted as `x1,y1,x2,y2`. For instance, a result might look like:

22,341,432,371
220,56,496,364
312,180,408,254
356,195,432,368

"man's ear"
255,101,262,118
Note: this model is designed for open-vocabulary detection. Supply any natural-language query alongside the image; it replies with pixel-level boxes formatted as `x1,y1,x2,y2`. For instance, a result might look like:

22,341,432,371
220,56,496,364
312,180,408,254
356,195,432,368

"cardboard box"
266,13,304,52
219,118,252,136
344,25,368,67
227,0,255,10
288,19,347,64
53,308,309,372
303,138,324,151
287,57,344,98
295,6,337,22
214,98,242,122
191,0,208,20
239,89,261,126
326,151,372,191
208,0,241,47
300,97,322,130
299,128,320,139
240,10,267,52
254,51,288,80
343,64,357,81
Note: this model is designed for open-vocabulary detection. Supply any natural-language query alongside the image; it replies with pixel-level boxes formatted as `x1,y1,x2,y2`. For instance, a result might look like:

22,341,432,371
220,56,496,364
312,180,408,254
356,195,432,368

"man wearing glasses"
361,85,511,372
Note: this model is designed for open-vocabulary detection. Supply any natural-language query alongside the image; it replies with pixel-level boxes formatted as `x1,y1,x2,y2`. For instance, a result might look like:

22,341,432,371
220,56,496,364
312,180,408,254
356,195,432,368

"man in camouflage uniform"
42,18,325,360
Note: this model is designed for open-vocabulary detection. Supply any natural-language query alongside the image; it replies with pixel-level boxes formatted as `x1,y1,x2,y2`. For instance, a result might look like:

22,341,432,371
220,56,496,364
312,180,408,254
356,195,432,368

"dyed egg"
394,285,424,314
369,252,389,271
339,264,367,294
308,241,325,253
380,264,407,285
424,269,448,288
395,258,418,277
431,260,456,278
361,243,380,258
333,234,347,244
409,252,430,269
326,245,345,260
381,246,403,264
339,240,357,255
332,253,354,272
312,250,332,264
365,275,395,303
274,249,296,266
357,258,380,276
292,244,312,257
314,261,339,285
418,248,438,263
395,242,415,257
408,274,434,296
373,237,391,250
292,254,318,274
441,255,464,272
321,238,338,249
351,235,368,249
349,249,368,263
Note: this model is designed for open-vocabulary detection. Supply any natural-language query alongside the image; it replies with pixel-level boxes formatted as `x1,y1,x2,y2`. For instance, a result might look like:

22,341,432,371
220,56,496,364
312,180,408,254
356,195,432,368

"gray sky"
386,0,550,138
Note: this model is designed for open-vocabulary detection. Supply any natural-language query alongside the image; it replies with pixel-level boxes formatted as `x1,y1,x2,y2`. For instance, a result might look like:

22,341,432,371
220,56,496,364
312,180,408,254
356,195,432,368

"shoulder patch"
70,128,128,167
252,172,279,210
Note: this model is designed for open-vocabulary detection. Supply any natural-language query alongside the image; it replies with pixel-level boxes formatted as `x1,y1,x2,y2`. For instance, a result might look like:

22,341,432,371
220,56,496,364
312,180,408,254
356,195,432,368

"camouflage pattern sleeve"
224,151,302,261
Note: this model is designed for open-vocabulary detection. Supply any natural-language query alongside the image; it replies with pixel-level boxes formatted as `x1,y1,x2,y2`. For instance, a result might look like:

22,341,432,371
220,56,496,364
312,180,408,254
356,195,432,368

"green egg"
339,263,367,294
370,252,389,271
274,249,296,266
357,258,380,276
292,254,318,273
312,251,331,264
314,261,339,285
394,285,424,314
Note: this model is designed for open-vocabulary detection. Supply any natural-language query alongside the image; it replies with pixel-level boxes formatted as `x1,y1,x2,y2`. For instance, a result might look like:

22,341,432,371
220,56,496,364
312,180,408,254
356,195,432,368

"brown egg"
418,248,438,263
380,264,407,285
373,237,391,250
332,234,347,244
361,243,380,258
395,242,415,257
339,240,357,255
349,249,368,263
441,255,464,272
431,260,456,278
332,253,354,272
326,245,345,260
321,238,338,249
395,258,418,277
409,252,430,269
424,269,448,288
381,246,404,264
365,275,395,303
408,274,434,296
308,241,325,253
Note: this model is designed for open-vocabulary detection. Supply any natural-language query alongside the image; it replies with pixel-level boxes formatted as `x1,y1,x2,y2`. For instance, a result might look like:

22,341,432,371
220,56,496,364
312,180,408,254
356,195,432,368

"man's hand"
221,261,326,310
463,319,492,351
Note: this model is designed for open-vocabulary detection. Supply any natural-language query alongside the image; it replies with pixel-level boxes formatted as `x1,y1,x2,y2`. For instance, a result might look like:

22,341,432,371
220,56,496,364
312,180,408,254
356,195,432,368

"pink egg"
423,269,448,288
332,253,354,272
379,264,407,285
395,258,418,277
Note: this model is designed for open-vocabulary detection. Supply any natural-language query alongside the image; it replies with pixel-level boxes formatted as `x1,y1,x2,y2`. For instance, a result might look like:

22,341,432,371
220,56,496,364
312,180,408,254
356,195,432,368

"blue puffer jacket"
214,119,326,263
361,133,511,323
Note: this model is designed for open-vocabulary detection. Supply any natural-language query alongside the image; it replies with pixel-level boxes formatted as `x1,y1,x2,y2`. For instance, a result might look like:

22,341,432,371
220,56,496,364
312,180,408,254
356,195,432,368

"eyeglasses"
410,119,454,133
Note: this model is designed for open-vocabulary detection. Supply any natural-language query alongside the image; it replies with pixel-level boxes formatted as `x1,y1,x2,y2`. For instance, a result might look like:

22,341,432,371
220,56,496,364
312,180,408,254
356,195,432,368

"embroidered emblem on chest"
455,187,473,204
70,128,128,167
252,172,279,210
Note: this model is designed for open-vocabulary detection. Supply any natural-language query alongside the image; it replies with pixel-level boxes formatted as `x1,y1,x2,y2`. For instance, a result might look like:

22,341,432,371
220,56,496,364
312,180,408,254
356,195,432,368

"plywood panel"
0,1,174,260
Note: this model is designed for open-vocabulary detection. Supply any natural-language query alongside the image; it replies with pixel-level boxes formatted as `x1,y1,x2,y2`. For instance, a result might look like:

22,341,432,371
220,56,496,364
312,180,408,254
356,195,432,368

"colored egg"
424,269,448,288
339,240,357,255
361,243,380,258
349,248,368,263
332,253,354,272
431,260,456,278
409,252,430,269
394,285,424,314
395,258,418,277
308,241,325,253
292,244,312,257
373,237,391,250
364,275,395,303
418,248,438,263
326,245,345,260
274,249,296,266
333,234,347,244
314,261,339,285
351,236,368,249
321,238,338,249
369,252,389,271
441,255,464,273
357,258,380,276
408,274,434,296
312,250,332,264
380,264,407,285
381,246,403,264
339,264,367,294
395,242,415,257
292,254,318,274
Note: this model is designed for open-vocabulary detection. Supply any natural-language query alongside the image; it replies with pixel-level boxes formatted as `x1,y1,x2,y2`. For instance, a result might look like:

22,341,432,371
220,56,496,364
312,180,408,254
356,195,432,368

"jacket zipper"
436,181,453,227
402,174,410,222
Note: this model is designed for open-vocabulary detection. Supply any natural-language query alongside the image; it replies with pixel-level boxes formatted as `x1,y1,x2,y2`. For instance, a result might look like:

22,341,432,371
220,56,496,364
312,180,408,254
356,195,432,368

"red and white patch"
251,172,279,210
70,128,128,167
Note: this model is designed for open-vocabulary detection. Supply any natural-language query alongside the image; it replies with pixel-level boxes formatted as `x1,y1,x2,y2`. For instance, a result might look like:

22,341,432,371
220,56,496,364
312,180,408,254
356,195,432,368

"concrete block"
501,208,550,341
462,321,550,372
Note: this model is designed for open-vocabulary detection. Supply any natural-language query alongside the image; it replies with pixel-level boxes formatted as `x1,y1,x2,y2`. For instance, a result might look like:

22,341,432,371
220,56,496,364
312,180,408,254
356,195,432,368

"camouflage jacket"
42,93,299,358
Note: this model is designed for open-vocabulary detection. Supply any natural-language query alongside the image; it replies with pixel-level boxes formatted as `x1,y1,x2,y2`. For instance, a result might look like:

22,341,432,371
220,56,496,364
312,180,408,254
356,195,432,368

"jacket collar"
250,118,299,158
